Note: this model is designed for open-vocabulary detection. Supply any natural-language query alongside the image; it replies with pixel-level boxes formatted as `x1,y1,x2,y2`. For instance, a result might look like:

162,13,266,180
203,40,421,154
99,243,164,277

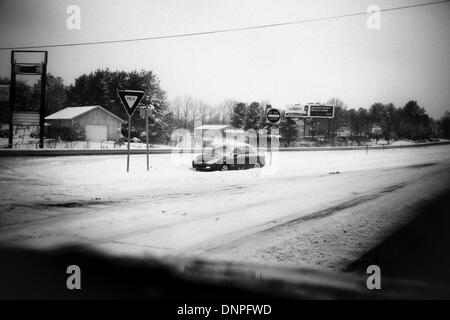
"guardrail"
0,141,449,157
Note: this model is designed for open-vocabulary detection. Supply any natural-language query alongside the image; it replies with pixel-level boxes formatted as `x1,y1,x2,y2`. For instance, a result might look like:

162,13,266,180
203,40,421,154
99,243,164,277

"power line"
0,0,448,51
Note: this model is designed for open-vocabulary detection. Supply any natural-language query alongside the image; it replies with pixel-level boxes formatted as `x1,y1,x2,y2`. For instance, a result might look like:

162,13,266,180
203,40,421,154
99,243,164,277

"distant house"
371,125,383,136
45,106,124,141
194,124,242,147
337,126,351,138
194,124,234,134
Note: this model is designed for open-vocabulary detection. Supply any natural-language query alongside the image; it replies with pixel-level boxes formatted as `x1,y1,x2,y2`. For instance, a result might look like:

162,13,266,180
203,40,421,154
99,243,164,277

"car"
192,142,265,171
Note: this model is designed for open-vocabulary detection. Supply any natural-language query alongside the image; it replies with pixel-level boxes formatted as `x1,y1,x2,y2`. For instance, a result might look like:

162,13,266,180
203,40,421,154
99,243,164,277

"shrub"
47,123,85,141
0,129,9,138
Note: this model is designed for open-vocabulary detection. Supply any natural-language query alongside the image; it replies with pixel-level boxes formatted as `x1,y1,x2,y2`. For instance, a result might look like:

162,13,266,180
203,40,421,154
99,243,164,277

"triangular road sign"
117,90,145,116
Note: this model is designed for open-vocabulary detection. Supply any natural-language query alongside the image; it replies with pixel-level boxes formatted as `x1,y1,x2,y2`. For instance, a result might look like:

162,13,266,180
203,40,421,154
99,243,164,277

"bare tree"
189,97,199,130
208,104,221,124
220,99,236,125
182,96,193,129
170,96,183,124
198,101,209,125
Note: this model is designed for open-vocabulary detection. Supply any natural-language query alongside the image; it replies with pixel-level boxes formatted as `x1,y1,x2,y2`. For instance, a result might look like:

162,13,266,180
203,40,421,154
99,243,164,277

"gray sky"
0,0,449,118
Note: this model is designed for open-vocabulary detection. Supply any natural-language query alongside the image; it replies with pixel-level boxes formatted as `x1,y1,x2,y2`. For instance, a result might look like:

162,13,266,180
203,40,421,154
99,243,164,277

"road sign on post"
117,90,145,172
266,108,281,165
139,104,152,171
10,51,48,149
266,108,281,124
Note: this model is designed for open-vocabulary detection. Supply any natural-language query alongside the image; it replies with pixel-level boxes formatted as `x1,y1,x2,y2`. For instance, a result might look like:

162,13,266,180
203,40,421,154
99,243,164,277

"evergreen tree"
244,102,262,130
230,102,247,128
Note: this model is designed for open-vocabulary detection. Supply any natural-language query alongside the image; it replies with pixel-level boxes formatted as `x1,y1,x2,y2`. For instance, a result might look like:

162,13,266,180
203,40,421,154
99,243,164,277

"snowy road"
0,145,449,271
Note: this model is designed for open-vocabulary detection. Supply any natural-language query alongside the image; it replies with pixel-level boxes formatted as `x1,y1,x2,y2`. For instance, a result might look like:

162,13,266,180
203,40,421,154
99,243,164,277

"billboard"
285,104,308,118
285,104,334,119
308,104,334,118
12,112,40,126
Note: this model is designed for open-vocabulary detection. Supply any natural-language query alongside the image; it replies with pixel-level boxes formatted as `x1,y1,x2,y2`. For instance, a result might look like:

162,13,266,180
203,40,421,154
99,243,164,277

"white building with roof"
45,106,124,141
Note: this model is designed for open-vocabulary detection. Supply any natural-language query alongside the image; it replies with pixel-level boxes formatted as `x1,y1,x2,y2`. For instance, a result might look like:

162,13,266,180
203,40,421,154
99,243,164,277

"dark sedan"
192,143,265,171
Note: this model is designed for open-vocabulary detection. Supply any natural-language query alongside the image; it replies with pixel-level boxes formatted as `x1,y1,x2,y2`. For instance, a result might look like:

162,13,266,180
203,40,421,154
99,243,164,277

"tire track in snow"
255,183,407,233
185,183,409,255
97,182,409,251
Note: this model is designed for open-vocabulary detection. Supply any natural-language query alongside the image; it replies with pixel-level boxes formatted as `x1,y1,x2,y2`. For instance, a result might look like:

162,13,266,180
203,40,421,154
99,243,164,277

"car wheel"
254,162,261,169
220,164,229,171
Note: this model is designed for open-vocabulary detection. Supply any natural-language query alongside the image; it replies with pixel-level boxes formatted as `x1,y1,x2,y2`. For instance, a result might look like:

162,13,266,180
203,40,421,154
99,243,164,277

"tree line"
170,96,449,145
1,69,449,144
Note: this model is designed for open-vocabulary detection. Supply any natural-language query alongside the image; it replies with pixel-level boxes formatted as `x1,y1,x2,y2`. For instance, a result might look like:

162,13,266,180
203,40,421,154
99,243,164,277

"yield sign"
117,90,145,116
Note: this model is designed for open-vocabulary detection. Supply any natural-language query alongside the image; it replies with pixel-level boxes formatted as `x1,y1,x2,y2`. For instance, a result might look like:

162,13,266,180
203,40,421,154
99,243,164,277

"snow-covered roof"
46,106,124,122
194,124,233,131
210,140,257,149
224,128,246,133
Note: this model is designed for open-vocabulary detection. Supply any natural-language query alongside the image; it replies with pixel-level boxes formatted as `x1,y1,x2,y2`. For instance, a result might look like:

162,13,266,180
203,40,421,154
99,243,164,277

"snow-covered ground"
0,145,449,271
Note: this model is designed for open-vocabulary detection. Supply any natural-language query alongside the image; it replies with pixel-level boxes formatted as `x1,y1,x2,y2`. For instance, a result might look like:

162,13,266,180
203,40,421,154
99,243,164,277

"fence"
0,139,157,150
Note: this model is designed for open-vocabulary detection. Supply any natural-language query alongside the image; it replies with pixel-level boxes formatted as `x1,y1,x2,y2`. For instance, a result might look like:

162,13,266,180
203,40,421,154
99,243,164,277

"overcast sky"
0,0,449,118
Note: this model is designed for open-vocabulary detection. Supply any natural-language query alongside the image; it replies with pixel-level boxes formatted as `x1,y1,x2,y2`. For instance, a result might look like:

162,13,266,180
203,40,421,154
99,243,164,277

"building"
194,124,235,147
371,125,383,136
336,126,351,138
45,106,124,141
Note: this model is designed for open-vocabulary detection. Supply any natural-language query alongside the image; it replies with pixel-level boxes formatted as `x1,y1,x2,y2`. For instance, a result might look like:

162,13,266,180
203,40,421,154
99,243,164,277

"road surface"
0,145,449,271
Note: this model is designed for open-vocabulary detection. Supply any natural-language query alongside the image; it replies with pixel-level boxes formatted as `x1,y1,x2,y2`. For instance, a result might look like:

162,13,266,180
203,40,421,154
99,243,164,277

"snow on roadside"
202,167,450,271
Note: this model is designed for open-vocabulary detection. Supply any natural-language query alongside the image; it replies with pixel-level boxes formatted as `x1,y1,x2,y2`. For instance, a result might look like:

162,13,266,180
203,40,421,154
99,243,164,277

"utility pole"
39,61,47,149
8,56,15,149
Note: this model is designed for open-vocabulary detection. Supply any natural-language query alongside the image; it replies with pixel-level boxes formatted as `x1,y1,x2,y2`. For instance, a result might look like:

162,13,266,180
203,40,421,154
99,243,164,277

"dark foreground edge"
1,191,450,300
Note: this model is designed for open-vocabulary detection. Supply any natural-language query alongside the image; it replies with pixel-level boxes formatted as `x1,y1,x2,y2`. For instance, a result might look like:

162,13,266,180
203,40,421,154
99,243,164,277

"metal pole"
9,60,15,149
39,61,47,149
127,115,131,172
303,120,306,139
146,107,149,171
328,118,331,143
270,125,273,165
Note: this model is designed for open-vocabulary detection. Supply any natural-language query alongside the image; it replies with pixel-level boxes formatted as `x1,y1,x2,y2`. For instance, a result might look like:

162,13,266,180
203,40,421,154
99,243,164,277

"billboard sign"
308,104,334,118
12,112,40,126
14,64,43,75
285,104,308,118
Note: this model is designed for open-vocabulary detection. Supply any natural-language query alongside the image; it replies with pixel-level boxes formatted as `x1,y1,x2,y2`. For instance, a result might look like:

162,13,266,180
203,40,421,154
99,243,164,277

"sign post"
284,103,335,141
139,103,152,171
117,90,144,172
266,108,281,165
9,51,48,148
146,106,149,171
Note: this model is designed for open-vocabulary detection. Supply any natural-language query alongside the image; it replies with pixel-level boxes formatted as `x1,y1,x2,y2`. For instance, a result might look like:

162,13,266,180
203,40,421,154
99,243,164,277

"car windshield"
2,2,449,302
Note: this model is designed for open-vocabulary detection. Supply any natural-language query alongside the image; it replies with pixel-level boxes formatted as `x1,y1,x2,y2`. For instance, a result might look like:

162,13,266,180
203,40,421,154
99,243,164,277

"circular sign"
266,108,281,124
